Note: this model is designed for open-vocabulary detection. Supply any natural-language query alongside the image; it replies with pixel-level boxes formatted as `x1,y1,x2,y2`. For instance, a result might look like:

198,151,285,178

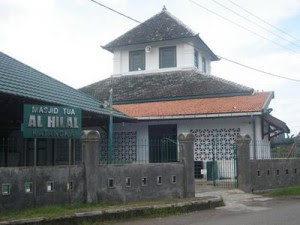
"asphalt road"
112,197,300,225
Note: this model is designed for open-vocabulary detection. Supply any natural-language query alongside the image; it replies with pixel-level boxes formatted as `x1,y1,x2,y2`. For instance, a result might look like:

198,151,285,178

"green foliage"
266,185,300,197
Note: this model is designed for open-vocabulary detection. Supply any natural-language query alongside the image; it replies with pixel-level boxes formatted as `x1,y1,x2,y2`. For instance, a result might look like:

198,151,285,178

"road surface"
112,191,300,225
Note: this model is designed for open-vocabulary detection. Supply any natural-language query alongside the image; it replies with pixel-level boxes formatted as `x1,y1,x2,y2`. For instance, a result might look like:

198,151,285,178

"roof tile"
113,92,271,118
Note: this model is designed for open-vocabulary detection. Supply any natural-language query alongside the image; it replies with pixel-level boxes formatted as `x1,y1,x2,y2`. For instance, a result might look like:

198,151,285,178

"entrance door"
148,124,177,163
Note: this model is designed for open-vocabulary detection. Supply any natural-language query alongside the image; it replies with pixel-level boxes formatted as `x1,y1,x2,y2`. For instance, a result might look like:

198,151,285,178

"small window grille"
108,178,114,188
172,175,177,184
276,170,280,176
142,177,147,186
25,182,33,193
257,171,260,177
286,169,289,175
125,177,131,187
157,176,162,185
295,168,298,174
47,181,54,192
2,184,10,195
67,181,73,191
267,170,270,175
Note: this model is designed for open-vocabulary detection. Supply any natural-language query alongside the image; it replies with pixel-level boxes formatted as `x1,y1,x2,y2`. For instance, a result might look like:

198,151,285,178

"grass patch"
265,185,300,197
0,202,111,221
0,197,199,222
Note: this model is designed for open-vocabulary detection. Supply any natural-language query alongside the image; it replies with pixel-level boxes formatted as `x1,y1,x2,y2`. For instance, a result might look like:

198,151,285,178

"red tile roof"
114,92,272,118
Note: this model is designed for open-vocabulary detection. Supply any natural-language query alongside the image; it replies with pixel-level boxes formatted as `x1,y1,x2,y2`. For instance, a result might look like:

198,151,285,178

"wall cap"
178,133,195,142
82,130,100,140
236,134,251,143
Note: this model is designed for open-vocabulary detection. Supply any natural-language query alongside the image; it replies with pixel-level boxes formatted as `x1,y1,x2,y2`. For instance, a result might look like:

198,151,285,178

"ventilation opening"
2,184,10,195
157,176,162,185
125,177,131,187
47,181,54,192
67,181,73,191
142,177,147,186
108,178,114,188
172,175,177,184
25,182,33,193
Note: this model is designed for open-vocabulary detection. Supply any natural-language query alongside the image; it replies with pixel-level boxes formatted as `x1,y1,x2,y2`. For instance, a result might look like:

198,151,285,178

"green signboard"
23,104,82,139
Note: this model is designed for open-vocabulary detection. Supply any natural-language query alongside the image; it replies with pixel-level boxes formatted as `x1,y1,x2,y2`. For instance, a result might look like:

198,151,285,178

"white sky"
0,0,300,135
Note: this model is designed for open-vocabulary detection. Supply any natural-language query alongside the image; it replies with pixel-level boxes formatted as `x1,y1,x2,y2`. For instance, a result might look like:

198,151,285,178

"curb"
0,196,223,225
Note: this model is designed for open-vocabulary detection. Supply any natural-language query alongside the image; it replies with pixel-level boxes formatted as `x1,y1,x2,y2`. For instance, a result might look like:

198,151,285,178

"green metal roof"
0,51,130,119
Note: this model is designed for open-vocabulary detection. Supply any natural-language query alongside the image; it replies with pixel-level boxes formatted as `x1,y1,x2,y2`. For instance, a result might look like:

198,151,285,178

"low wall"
0,163,184,210
93,163,184,203
250,159,300,191
0,165,85,210
237,135,300,192
0,131,195,210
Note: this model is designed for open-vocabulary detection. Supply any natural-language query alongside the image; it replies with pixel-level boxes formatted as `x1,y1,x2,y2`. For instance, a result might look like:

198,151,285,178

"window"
2,184,10,195
202,57,207,73
125,177,131,187
67,181,73,191
171,175,177,184
141,177,147,186
157,176,162,185
47,181,54,192
108,178,114,188
159,46,176,68
129,50,145,71
194,49,199,68
25,182,33,193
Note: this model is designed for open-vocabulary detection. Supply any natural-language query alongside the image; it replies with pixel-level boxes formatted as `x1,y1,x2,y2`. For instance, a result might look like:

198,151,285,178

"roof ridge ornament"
162,5,167,11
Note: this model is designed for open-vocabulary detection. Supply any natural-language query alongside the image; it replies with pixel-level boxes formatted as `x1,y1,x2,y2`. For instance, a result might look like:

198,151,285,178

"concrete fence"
0,131,195,210
236,135,300,192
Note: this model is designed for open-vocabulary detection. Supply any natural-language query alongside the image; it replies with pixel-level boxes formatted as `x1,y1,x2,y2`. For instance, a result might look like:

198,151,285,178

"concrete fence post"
178,132,195,198
236,134,252,192
82,130,100,203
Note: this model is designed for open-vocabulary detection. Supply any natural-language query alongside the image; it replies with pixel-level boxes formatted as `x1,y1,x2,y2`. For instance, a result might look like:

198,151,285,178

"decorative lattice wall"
191,128,240,161
99,131,137,163
113,131,137,162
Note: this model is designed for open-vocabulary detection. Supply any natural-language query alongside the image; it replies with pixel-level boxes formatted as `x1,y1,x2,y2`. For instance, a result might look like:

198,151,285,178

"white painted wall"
114,116,270,162
112,40,211,76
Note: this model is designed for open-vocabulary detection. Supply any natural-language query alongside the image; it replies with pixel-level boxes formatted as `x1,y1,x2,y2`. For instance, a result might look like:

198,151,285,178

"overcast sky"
0,0,300,135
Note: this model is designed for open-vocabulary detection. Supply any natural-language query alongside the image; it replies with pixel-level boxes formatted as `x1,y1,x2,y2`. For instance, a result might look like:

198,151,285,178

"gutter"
135,111,262,121
262,91,274,112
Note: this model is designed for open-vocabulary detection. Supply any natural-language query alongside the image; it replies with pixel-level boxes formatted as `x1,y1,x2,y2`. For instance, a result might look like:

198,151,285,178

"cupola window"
159,46,176,68
129,50,145,71
194,49,199,68
202,57,207,73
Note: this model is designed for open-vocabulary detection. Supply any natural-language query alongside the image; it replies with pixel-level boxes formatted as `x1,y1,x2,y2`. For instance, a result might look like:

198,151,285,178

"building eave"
135,111,263,121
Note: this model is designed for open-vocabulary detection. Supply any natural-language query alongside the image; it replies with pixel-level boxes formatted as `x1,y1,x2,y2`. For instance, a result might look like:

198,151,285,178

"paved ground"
112,183,300,225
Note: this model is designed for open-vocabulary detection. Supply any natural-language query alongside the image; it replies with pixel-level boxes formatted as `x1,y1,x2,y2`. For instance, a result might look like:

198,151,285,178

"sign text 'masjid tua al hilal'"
22,104,82,139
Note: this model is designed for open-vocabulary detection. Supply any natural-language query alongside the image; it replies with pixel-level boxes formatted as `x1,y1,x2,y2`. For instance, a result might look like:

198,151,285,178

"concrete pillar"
178,132,195,198
236,134,252,192
82,130,100,203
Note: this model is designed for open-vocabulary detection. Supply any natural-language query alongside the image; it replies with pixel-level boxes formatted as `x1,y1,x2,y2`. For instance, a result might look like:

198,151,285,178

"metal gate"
206,141,238,188
192,130,238,189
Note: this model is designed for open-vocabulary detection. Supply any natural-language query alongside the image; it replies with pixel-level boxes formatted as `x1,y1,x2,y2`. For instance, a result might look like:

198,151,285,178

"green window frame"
129,50,145,71
159,46,177,68
25,182,33,193
2,184,10,195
